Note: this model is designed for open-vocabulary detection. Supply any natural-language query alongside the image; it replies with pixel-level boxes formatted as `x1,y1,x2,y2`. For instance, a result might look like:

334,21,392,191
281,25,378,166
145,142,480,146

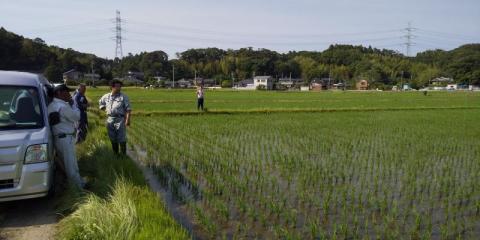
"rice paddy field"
89,88,480,239
87,87,479,112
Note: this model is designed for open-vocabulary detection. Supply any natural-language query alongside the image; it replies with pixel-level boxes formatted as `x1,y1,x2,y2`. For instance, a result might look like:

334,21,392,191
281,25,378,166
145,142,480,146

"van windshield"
0,86,44,130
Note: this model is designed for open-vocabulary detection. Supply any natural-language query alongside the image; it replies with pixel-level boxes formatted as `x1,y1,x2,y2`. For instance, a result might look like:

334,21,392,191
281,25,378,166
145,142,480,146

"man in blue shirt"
73,84,89,143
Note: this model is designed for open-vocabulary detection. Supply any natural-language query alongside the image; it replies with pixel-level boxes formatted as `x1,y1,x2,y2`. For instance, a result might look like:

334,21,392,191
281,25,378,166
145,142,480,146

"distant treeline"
1,27,479,88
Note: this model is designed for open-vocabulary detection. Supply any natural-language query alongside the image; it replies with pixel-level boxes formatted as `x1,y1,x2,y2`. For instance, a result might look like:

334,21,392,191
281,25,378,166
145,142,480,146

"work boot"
120,142,127,155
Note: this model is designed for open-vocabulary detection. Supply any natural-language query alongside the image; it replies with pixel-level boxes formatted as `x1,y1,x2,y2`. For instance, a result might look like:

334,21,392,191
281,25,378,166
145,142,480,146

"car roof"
0,71,50,87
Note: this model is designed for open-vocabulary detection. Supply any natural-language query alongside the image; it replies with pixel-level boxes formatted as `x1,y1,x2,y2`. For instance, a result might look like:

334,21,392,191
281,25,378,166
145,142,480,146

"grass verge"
56,114,189,240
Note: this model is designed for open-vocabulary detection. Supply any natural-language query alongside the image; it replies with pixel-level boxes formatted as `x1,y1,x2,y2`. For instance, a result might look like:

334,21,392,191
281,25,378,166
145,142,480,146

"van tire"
46,160,58,199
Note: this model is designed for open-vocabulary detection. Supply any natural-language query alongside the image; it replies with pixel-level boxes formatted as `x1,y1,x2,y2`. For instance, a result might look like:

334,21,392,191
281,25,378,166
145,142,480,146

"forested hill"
1,27,479,87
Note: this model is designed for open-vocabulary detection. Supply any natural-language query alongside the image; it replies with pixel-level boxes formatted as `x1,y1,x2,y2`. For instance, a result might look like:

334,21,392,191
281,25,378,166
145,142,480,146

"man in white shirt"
48,84,85,189
196,86,204,111
98,80,131,155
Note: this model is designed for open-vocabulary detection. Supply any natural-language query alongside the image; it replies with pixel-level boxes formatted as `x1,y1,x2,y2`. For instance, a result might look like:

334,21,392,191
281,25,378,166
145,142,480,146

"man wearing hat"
48,84,85,189
99,80,131,155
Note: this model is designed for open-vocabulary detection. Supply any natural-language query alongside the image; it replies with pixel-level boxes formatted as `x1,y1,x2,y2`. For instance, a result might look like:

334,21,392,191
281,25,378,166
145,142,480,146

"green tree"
221,80,232,88
44,62,63,83
294,56,317,82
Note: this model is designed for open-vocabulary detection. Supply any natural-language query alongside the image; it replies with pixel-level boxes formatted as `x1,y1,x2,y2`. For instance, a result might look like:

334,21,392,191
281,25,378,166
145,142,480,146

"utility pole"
114,10,124,59
404,22,416,57
91,61,95,87
328,70,331,90
401,71,404,91
194,69,197,85
172,64,175,88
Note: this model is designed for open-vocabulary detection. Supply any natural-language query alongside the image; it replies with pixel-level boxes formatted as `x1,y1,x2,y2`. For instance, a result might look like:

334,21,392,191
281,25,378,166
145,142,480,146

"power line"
127,37,202,49
37,29,112,40
416,28,479,40
126,29,403,46
415,32,478,44
9,15,478,58
126,20,404,39
414,39,458,49
17,19,111,33
51,37,112,45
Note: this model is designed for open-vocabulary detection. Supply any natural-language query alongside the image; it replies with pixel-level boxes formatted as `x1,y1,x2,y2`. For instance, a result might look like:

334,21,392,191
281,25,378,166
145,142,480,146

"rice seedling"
118,89,480,239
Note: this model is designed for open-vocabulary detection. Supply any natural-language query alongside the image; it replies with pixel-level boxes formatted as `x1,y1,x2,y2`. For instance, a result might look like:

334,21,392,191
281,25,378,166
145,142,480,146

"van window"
0,86,44,130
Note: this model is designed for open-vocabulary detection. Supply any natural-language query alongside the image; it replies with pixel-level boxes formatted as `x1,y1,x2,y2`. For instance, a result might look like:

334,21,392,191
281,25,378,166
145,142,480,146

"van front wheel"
46,163,56,199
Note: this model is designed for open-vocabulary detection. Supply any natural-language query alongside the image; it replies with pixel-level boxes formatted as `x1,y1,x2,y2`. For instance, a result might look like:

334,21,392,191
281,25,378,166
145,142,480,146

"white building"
253,76,274,90
431,77,453,85
63,69,83,83
278,78,303,89
84,73,100,81
403,84,412,91
446,84,457,90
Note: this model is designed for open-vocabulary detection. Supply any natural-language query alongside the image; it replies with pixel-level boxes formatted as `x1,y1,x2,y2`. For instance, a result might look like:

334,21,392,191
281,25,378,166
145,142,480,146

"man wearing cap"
73,83,89,143
99,80,131,155
48,84,85,189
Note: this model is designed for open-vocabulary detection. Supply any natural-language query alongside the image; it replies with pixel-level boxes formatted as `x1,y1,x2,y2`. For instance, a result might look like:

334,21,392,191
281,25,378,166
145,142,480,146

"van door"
0,86,46,186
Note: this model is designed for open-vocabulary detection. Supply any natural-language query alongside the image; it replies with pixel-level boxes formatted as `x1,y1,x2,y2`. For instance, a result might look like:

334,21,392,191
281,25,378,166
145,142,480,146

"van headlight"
25,144,48,164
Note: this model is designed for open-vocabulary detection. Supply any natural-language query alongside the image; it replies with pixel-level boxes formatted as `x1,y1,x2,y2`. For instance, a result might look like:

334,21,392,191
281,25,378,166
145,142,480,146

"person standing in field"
73,83,89,143
99,80,132,155
196,85,204,111
48,84,85,189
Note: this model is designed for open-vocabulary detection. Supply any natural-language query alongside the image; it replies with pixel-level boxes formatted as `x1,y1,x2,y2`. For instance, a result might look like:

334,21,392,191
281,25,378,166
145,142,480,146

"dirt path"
0,197,58,240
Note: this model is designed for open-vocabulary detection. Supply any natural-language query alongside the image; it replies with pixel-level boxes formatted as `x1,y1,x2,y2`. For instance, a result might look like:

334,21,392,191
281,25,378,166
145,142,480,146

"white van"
0,71,55,201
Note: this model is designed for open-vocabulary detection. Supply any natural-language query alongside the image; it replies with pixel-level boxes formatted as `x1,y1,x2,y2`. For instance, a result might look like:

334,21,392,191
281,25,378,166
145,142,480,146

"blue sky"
1,0,479,59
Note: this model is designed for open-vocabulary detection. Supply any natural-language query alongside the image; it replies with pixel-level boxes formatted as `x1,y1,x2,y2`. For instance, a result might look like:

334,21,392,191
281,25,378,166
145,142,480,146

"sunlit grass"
57,114,189,240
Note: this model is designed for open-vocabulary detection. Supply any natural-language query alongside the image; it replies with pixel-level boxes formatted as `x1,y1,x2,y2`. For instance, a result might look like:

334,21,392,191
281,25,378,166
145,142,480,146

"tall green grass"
59,179,139,240
57,114,189,240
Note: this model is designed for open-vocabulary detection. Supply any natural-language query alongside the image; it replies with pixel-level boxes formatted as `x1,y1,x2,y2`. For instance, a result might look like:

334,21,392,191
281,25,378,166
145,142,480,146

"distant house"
84,73,100,81
310,78,333,91
300,86,310,91
469,85,480,91
202,79,216,87
278,78,303,89
253,76,274,90
193,78,216,87
234,79,255,90
356,79,368,90
63,69,83,83
332,82,345,90
431,77,453,86
446,84,457,90
235,79,253,87
164,80,177,88
193,78,203,86
127,71,145,81
177,78,193,88
310,78,326,91
153,76,166,82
